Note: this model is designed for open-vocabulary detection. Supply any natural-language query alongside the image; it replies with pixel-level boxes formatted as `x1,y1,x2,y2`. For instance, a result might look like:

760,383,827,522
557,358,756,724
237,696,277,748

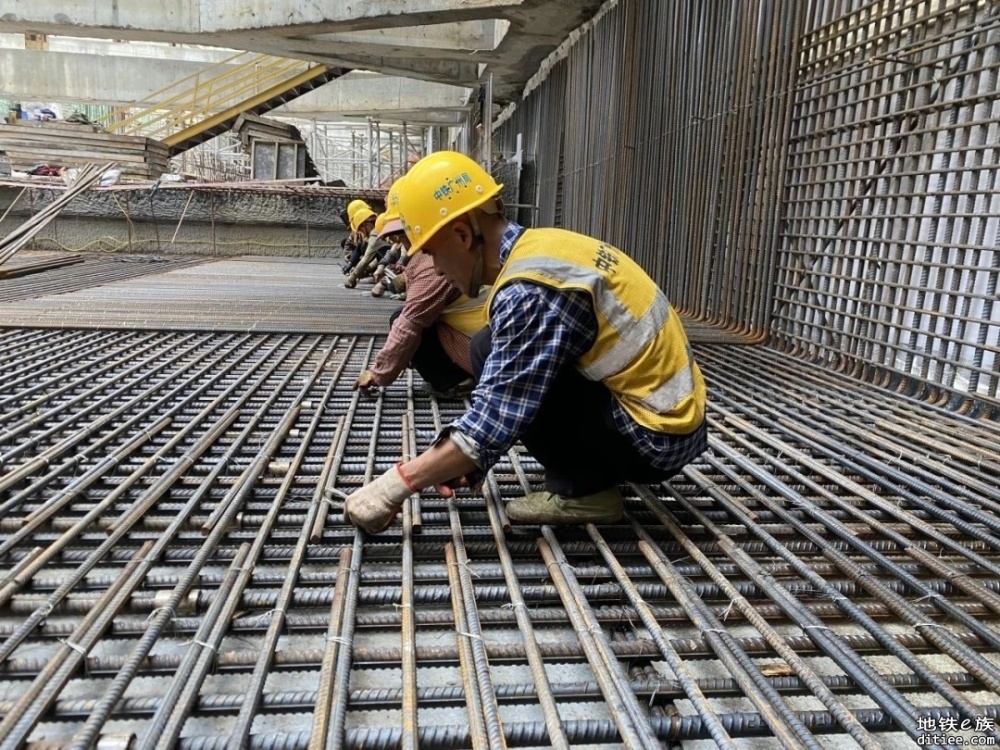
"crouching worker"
342,200,372,273
345,152,707,533
353,175,488,401
344,206,386,288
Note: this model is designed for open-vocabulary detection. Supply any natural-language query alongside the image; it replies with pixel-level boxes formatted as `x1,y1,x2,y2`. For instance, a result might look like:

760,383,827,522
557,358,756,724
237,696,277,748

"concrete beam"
300,21,498,52
0,0,517,36
243,38,483,86
0,49,224,105
274,72,472,122
199,0,520,35
488,0,607,101
5,35,237,63
0,1,203,36
0,0,610,103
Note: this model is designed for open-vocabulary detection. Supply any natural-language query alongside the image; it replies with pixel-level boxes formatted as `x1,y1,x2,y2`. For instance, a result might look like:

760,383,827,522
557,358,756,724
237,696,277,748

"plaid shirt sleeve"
369,252,460,386
450,282,596,471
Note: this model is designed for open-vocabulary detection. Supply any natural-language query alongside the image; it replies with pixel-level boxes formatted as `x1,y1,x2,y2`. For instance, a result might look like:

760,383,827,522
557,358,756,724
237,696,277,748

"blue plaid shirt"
451,222,703,472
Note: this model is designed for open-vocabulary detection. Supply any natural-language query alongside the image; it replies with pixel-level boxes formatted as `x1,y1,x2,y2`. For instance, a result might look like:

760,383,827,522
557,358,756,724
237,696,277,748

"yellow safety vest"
486,228,705,434
440,286,491,336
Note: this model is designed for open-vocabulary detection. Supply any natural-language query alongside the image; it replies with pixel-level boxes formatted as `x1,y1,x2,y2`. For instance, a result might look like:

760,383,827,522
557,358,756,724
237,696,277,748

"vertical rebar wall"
494,0,1000,417
773,0,1000,410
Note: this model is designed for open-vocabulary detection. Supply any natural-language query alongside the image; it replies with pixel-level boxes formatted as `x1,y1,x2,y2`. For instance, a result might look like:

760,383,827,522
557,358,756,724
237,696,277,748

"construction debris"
0,163,111,266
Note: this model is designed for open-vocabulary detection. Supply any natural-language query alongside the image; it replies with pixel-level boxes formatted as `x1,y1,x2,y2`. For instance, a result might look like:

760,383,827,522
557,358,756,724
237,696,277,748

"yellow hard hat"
350,207,377,233
397,151,502,256
347,199,370,218
373,212,389,237
384,176,406,222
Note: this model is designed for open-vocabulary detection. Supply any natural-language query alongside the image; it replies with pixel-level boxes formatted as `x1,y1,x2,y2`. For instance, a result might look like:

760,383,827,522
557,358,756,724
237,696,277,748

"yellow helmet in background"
347,199,370,218
384,176,406,221
350,207,377,233
396,151,502,256
373,212,389,237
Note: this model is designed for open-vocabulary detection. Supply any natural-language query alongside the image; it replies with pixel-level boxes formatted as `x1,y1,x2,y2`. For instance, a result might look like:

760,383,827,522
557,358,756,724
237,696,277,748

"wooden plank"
3,148,166,166
0,132,168,153
0,125,168,150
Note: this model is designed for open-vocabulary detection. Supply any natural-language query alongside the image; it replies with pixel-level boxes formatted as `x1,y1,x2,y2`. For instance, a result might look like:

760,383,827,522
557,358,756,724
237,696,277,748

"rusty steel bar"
309,547,352,750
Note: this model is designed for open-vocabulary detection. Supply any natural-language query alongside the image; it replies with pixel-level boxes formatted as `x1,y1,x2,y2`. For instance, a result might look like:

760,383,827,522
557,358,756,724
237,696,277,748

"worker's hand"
434,470,483,498
435,476,468,498
353,371,380,398
344,465,417,533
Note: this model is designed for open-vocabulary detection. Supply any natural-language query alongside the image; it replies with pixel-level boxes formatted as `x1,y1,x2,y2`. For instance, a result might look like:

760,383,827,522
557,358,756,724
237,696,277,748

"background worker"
342,199,371,271
353,185,487,400
370,242,408,299
345,151,707,533
346,212,395,288
343,206,382,287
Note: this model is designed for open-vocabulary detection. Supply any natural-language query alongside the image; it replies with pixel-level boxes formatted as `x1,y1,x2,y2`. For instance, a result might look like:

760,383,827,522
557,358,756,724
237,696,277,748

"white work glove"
344,465,417,534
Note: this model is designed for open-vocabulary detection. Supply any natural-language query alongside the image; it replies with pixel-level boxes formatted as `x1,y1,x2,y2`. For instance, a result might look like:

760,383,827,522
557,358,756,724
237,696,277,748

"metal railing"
99,52,329,146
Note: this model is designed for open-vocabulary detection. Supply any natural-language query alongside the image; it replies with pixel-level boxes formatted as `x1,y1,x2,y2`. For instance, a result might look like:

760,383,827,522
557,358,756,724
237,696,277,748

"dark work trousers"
469,326,707,497
346,242,364,270
390,308,469,391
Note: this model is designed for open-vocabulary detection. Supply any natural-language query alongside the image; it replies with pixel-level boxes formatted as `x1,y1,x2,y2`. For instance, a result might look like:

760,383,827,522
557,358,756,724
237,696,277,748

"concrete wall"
0,185,361,258
0,214,345,258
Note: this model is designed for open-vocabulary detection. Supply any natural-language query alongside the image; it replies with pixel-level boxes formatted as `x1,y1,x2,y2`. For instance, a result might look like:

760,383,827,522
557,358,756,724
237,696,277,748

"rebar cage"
494,0,1000,417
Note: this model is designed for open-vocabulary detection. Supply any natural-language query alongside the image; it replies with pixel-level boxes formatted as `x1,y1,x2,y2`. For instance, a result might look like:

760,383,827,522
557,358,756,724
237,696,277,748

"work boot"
505,487,623,525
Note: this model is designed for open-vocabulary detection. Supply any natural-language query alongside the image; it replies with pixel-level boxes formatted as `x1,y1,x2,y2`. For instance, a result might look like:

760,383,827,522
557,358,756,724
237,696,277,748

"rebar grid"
0,259,395,334
0,253,206,305
494,0,1000,416
495,0,803,338
774,0,1000,410
1,328,999,747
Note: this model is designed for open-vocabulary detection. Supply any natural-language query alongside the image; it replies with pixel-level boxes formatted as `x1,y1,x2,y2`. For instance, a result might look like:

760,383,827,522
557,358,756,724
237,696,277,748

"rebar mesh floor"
0,255,393,334
0,252,207,305
1,324,998,748
0,252,761,344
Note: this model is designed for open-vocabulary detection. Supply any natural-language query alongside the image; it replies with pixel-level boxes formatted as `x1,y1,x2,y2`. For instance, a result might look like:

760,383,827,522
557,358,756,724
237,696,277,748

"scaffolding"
292,119,427,187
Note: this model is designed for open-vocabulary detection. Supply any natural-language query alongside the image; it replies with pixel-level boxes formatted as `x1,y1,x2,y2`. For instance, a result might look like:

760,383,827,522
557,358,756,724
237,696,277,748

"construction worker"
370,179,411,299
347,212,394,288
343,206,382,288
353,177,486,400
342,200,371,270
344,151,707,533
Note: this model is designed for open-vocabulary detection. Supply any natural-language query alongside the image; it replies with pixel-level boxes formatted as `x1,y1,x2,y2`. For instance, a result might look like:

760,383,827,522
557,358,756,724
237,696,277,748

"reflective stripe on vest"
643,346,696,413
498,257,671,382
489,228,704,433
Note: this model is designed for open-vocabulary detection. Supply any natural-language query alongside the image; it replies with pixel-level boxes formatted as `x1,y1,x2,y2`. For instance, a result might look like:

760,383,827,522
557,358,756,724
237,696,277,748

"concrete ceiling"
0,0,608,105
0,40,477,126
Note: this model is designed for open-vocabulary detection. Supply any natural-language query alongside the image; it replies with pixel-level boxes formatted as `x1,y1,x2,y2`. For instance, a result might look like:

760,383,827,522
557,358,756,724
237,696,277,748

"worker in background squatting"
343,204,390,287
340,198,371,271
344,150,708,533
353,176,488,401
